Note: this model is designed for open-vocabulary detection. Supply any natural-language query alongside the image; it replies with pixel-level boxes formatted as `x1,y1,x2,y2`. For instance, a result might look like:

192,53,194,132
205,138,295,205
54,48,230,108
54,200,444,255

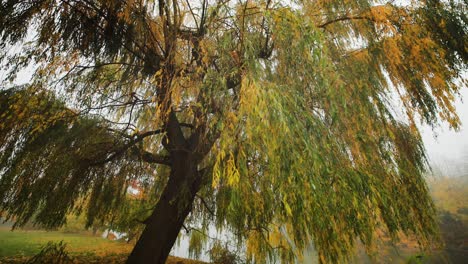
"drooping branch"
195,194,215,217
318,15,375,28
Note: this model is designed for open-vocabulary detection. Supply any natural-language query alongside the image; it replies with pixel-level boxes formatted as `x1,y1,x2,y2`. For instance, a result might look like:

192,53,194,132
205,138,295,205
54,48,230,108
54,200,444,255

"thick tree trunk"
126,153,202,264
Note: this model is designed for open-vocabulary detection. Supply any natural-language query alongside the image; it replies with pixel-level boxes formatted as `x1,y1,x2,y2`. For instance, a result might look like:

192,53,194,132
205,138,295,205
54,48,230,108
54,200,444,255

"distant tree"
460,148,468,176
0,0,466,263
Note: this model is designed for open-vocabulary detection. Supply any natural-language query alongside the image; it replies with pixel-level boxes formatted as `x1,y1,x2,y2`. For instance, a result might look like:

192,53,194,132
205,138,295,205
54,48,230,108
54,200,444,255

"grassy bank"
0,226,203,264
0,226,132,257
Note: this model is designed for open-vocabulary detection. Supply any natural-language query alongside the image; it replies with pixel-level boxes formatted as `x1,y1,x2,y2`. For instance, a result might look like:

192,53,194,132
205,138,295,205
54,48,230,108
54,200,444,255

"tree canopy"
0,0,466,263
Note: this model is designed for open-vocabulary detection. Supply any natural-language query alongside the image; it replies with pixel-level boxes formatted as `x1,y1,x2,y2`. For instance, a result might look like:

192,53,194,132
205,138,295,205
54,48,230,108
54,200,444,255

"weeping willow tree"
0,0,466,263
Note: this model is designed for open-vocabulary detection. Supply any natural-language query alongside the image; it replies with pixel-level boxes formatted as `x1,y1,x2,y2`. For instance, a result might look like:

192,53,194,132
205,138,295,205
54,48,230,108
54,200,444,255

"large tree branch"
90,129,166,166
132,147,171,165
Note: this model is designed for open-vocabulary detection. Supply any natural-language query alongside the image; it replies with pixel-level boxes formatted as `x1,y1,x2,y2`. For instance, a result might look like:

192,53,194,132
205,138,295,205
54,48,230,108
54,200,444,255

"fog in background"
421,87,468,178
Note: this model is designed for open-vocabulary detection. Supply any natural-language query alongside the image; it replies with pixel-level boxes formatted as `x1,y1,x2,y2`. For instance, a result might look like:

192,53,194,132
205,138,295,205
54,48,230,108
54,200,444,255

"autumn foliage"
0,0,466,263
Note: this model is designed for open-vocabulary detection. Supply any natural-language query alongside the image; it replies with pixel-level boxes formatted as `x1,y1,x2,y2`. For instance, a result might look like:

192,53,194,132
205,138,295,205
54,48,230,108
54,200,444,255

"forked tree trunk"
126,153,202,264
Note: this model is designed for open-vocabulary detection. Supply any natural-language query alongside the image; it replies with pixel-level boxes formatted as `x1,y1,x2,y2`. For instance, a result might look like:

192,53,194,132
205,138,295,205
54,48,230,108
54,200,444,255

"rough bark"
126,152,202,264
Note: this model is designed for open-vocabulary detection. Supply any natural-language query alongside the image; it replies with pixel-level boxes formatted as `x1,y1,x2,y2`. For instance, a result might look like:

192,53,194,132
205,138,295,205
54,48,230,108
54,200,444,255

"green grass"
0,226,133,258
0,226,206,264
